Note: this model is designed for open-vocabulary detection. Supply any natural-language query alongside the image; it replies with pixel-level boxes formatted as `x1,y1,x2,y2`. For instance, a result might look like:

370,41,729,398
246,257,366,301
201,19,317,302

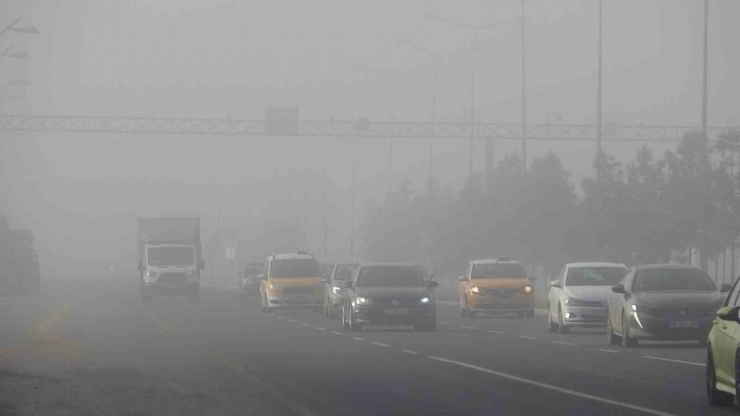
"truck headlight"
186,271,197,278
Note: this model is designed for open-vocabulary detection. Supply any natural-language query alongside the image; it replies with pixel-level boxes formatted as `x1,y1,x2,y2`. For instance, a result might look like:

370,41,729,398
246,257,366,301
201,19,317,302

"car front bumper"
267,293,324,309
561,305,608,327
468,292,534,314
626,312,713,340
354,304,436,325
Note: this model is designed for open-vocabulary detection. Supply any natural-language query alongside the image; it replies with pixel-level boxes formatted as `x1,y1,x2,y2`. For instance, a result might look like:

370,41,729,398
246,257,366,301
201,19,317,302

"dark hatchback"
606,264,729,347
341,263,438,332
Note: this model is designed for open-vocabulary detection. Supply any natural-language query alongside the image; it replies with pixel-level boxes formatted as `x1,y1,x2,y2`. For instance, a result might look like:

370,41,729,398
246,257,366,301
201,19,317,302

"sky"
0,0,738,268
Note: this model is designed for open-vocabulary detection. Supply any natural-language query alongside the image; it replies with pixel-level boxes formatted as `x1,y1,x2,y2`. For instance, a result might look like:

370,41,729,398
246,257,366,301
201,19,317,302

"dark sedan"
239,262,264,299
341,264,438,332
606,264,729,347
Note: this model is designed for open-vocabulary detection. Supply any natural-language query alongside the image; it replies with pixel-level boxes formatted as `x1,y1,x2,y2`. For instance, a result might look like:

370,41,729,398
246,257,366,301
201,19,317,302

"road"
0,274,734,416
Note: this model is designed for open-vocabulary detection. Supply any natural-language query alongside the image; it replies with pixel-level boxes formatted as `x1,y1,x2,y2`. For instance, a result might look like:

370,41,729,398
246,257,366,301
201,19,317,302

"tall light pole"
701,0,709,140
426,12,518,186
596,0,603,156
521,0,527,177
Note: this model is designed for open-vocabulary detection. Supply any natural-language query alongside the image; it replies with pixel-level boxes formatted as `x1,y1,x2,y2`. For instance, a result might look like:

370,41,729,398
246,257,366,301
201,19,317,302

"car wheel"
707,347,733,406
460,298,469,318
621,312,636,347
606,309,619,345
557,306,569,334
349,308,362,332
547,304,557,332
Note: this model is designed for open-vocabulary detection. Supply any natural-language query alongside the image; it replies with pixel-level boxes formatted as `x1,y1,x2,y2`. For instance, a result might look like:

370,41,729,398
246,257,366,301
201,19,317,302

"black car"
606,264,729,347
239,262,265,299
341,263,438,332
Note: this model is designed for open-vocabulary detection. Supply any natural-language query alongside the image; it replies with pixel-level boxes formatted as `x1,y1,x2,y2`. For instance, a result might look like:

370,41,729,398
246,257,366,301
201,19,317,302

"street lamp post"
597,0,603,156
426,12,518,189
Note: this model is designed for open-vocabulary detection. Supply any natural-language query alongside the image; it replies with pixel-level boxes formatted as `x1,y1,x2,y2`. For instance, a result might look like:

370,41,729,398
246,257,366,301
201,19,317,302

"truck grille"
158,272,187,284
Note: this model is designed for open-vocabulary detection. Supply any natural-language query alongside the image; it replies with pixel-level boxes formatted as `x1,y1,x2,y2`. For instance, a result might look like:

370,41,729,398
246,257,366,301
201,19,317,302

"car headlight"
186,270,197,277
524,286,532,293
631,304,660,315
420,297,430,304
146,270,158,279
356,297,371,305
269,283,282,292
471,287,482,294
564,297,585,306
332,286,344,295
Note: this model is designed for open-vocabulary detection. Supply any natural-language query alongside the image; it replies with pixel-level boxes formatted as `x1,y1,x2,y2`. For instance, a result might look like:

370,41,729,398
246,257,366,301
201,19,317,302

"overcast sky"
1,0,738,267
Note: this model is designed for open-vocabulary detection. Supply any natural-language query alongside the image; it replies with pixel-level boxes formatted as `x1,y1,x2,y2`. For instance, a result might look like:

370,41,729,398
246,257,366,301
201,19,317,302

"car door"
713,277,740,386
549,266,566,318
611,269,634,334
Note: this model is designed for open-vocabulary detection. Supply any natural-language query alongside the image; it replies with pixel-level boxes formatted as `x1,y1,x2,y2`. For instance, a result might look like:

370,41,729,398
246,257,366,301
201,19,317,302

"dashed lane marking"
301,323,311,326
642,356,705,367
372,342,391,348
331,331,343,335
439,322,453,325
315,327,326,330
552,341,576,346
402,350,419,355
598,349,620,354
351,337,366,342
488,330,505,334
428,356,676,416
461,326,476,330
518,336,537,340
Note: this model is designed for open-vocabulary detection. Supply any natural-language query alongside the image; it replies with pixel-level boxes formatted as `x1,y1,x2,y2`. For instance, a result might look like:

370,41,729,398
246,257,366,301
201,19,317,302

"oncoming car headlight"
420,297,430,304
332,286,344,295
268,283,282,291
524,286,532,293
356,297,370,305
564,297,585,306
471,287,482,294
186,270,198,278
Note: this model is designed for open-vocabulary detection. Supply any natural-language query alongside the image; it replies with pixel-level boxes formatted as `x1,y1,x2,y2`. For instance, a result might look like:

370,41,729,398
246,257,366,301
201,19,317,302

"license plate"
593,309,607,318
384,309,409,315
497,298,510,304
669,321,699,328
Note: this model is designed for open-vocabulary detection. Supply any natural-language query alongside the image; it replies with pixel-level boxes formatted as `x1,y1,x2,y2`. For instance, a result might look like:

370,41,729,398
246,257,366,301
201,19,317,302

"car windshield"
147,246,195,267
245,264,263,275
270,259,322,278
565,267,628,287
334,264,359,280
633,268,717,292
357,267,424,287
471,263,526,279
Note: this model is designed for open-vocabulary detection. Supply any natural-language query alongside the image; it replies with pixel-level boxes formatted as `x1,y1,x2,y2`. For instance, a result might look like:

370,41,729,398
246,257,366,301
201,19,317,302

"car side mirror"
342,281,355,289
721,283,732,293
611,284,625,294
549,280,561,288
427,281,439,289
138,261,145,272
717,306,740,322
527,274,537,282
198,260,206,270
458,276,467,282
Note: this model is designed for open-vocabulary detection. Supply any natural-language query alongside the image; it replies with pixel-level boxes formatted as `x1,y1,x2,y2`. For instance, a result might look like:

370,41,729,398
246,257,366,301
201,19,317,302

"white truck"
137,217,204,303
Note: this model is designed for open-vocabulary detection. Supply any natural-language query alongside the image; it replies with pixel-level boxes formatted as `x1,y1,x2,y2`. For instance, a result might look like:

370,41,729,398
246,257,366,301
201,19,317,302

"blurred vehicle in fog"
323,263,358,318
239,262,264,300
459,258,536,319
260,251,325,313
548,262,628,333
707,275,740,407
606,264,729,347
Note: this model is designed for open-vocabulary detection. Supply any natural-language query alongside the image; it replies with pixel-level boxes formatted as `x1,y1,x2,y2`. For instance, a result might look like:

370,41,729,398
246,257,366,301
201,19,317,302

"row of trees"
359,131,740,279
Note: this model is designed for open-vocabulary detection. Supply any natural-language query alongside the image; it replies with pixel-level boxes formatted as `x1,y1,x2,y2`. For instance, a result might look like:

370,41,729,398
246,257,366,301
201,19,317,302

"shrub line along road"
0,275,734,415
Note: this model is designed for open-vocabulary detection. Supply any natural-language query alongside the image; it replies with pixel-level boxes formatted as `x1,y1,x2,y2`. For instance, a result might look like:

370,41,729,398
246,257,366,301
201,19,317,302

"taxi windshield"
357,267,424,287
270,259,322,278
471,263,526,279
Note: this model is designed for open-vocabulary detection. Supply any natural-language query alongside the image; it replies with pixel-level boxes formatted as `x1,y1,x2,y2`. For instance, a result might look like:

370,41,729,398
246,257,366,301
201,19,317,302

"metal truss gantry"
1,115,737,142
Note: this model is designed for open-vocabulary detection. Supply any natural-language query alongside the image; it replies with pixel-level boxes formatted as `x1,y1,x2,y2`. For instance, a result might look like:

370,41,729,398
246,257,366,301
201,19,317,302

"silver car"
547,262,628,333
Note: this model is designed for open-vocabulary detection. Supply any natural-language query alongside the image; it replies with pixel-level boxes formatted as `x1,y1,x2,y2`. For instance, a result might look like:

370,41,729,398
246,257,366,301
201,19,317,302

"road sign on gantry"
265,106,299,135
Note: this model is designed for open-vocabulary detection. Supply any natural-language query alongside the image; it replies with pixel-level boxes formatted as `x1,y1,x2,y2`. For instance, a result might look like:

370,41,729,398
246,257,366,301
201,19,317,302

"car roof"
566,262,627,269
270,253,316,261
358,262,420,268
471,258,522,265
634,263,702,271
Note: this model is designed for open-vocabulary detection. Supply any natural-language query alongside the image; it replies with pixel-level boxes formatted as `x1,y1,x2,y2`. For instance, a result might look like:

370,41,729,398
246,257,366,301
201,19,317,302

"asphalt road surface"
0,274,735,416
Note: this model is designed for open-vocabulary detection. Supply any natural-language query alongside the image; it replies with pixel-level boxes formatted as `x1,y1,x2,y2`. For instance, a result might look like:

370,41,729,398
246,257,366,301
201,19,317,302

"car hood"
356,287,430,300
469,278,529,290
633,291,725,309
564,286,613,302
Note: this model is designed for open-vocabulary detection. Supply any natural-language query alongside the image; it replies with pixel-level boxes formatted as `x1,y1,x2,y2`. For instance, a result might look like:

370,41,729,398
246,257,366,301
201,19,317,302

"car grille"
158,272,187,284
375,298,420,307
282,286,315,295
583,301,605,307
657,308,714,319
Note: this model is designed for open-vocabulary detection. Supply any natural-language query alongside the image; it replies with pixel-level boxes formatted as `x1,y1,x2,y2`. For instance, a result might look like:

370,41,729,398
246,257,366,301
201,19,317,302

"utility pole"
521,0,527,177
701,0,709,140
429,66,438,187
322,192,327,263
350,154,355,262
470,28,478,178
596,0,603,156
387,138,393,195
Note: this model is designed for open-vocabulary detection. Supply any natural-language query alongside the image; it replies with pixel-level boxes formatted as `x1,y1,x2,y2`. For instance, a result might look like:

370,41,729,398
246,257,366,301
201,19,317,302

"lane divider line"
351,337,366,342
461,326,476,330
488,330,505,334
598,349,620,354
315,327,326,330
518,336,537,340
372,342,391,348
439,322,453,325
641,356,705,367
402,350,419,355
301,323,311,326
331,331,343,335
552,341,576,346
428,356,676,416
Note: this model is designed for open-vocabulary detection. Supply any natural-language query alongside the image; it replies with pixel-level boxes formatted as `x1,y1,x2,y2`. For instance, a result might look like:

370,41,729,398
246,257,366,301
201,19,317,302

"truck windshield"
147,247,195,267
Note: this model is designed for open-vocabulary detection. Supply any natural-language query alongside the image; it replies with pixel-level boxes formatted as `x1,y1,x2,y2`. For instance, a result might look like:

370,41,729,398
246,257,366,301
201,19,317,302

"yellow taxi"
259,251,325,313
458,257,536,318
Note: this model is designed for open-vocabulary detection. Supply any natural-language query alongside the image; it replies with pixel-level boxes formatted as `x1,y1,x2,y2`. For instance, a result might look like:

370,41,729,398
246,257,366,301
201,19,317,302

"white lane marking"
488,330,505,334
287,319,296,323
439,322,453,325
402,350,418,355
598,349,620,354
331,331,343,335
315,327,326,330
642,356,705,367
428,356,676,416
552,341,576,346
461,326,476,330
301,323,311,326
352,337,366,342
276,316,285,319
518,336,537,340
372,342,391,348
